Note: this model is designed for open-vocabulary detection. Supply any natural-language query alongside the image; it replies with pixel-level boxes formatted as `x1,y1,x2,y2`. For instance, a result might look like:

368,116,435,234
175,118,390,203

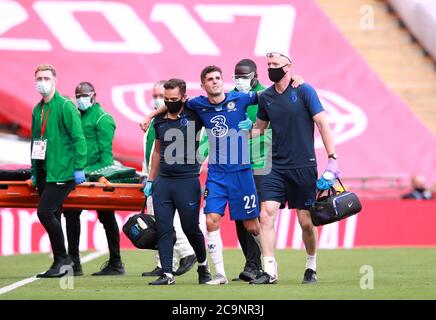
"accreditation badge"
31,139,47,160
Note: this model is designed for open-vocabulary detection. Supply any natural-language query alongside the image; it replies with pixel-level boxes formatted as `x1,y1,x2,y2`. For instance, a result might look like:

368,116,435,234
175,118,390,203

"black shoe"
73,263,84,277
197,265,212,284
142,266,163,277
249,272,277,285
302,268,317,284
92,260,125,276
36,257,74,278
149,274,175,285
71,258,83,276
174,254,197,276
239,267,260,282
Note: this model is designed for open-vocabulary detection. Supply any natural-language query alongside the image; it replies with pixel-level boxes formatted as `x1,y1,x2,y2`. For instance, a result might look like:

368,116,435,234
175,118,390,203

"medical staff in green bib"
31,64,87,278
63,82,125,276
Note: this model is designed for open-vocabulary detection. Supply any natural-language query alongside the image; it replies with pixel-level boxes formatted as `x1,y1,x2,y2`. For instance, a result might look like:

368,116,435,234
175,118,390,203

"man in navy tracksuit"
143,78,212,285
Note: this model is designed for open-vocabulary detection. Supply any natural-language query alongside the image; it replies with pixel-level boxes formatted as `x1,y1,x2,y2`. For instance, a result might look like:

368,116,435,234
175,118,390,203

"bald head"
411,175,426,189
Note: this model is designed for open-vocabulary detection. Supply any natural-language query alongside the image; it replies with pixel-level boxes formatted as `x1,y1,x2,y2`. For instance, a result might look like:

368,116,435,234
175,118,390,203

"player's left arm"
313,111,335,156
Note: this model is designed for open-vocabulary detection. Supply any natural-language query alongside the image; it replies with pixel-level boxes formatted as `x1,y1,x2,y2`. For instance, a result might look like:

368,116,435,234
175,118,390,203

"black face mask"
165,99,183,114
268,66,287,83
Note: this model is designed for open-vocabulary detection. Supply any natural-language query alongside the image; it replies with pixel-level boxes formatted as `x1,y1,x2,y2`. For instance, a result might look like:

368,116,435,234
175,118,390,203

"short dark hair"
235,59,257,72
163,78,186,96
200,65,223,83
76,81,95,93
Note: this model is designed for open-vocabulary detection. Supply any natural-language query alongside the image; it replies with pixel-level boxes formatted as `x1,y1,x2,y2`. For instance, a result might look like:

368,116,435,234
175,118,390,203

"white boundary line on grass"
0,251,106,296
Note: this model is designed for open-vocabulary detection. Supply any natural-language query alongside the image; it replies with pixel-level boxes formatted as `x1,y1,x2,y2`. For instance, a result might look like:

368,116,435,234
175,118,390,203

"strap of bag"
316,178,347,199
141,196,147,214
336,178,346,192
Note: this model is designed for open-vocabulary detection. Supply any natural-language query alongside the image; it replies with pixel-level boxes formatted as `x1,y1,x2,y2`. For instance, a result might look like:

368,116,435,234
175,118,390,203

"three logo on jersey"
208,101,239,137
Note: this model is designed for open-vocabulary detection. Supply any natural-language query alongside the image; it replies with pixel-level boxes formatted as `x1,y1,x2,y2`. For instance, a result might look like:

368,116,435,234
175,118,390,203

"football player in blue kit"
141,66,262,285
186,66,262,284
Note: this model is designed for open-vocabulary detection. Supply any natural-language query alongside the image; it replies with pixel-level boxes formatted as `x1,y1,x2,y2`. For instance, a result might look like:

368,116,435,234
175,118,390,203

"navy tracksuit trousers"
152,175,207,274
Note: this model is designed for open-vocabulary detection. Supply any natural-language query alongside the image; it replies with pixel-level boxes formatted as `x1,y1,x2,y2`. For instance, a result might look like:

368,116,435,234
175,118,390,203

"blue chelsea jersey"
186,91,258,172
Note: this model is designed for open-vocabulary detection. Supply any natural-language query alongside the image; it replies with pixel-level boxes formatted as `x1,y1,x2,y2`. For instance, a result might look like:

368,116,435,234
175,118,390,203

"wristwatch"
328,153,338,160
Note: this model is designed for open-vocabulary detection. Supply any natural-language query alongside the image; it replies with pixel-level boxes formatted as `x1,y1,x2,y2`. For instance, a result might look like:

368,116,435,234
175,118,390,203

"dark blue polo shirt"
154,107,204,177
257,83,324,169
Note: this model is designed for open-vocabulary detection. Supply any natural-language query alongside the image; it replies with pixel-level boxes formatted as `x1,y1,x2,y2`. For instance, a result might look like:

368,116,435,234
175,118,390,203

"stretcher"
0,181,145,211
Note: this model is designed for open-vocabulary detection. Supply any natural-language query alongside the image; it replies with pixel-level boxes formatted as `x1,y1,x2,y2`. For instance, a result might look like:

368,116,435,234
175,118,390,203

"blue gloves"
238,113,253,131
143,180,153,196
27,175,36,188
316,171,335,190
74,170,86,184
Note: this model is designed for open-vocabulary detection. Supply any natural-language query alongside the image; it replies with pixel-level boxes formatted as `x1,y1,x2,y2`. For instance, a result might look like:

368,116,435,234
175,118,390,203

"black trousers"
152,175,206,274
36,166,75,262
234,173,262,271
63,209,121,264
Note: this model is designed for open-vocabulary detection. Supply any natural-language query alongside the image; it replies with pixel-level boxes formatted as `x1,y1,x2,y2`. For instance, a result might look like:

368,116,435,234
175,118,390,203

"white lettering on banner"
151,4,220,55
93,217,108,252
0,210,14,256
18,210,39,254
343,214,358,248
111,82,236,122
291,212,304,249
33,1,162,53
195,4,296,56
284,209,357,249
80,211,95,252
317,90,368,148
39,233,50,253
0,2,295,55
276,209,292,249
0,209,357,255
111,82,368,146
319,222,339,249
0,1,52,51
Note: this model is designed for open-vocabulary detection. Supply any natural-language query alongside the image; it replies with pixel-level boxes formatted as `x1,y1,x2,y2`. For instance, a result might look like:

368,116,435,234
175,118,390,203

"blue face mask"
77,96,93,111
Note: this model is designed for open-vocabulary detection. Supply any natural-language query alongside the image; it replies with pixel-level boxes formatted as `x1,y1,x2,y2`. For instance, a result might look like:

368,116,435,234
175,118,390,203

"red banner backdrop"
1,200,435,256
0,0,435,180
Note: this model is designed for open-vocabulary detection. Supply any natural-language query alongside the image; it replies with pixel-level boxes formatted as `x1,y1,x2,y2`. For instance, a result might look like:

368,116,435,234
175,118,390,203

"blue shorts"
204,169,260,221
260,166,317,210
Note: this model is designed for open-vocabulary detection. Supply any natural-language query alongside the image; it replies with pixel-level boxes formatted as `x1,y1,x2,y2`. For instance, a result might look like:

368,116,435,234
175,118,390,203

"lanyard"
40,103,50,138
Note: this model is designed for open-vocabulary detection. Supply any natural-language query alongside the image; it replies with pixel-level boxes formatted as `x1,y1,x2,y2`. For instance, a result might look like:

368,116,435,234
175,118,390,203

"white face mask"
77,96,93,111
234,78,252,93
35,81,53,97
153,98,165,110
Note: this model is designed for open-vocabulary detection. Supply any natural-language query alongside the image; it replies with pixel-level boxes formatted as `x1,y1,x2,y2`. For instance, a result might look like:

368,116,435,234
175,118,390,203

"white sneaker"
205,274,228,285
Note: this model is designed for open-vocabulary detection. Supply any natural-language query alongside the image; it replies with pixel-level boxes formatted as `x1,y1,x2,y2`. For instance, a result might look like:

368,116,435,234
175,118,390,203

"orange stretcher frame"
0,181,145,211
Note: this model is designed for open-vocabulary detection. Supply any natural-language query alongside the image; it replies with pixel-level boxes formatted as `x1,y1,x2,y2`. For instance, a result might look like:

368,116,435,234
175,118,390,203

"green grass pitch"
0,248,435,300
